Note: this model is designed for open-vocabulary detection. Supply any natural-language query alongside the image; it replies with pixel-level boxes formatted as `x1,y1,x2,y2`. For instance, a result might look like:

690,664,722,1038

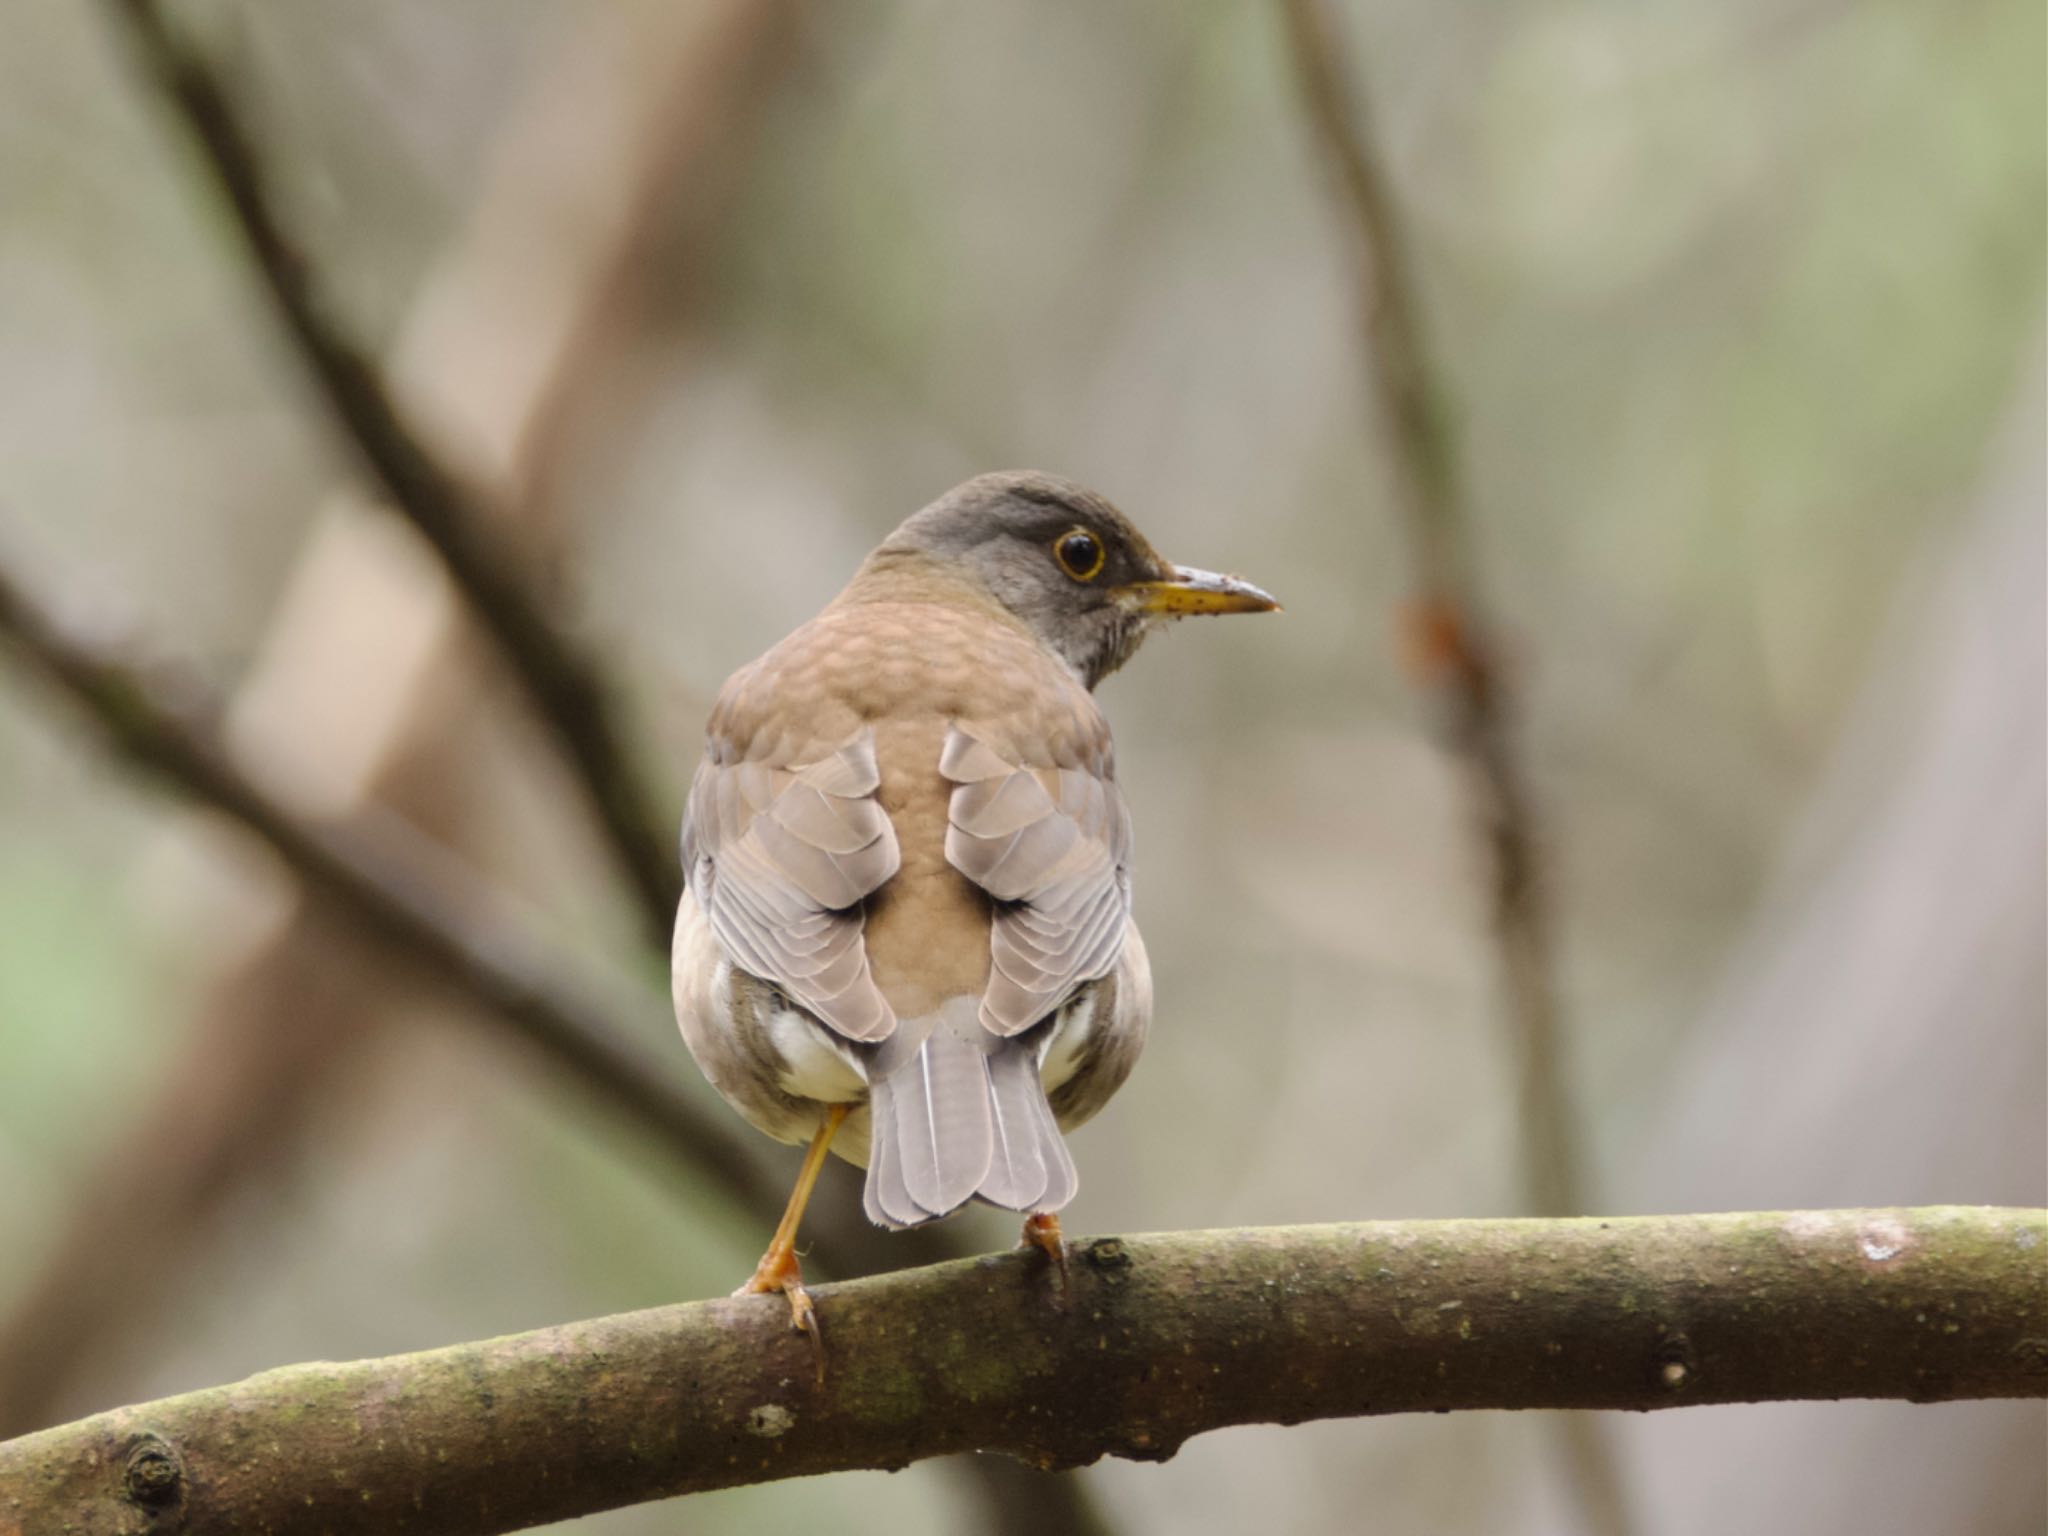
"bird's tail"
862,996,1077,1230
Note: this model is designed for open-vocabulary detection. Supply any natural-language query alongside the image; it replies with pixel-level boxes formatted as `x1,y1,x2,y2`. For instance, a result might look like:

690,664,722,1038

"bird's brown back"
706,556,1113,1024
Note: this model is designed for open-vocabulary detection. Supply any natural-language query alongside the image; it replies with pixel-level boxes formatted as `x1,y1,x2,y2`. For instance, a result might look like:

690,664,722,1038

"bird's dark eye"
1053,528,1106,582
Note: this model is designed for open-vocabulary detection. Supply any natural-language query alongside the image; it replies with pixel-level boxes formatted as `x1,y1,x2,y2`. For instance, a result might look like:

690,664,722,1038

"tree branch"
2,1207,2039,1535
101,0,680,944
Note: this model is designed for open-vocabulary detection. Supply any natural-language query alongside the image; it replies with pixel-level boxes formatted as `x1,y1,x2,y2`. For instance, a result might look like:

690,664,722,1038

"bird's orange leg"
1019,1210,1071,1297
737,1103,849,1351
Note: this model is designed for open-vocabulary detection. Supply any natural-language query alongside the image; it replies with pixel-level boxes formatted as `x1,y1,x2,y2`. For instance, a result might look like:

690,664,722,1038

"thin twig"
1275,2,1623,1529
101,0,680,946
6,1207,2041,1535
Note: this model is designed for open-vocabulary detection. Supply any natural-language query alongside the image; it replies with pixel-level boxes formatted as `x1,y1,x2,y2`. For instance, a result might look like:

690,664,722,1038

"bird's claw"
736,1248,828,1381
1020,1211,1072,1302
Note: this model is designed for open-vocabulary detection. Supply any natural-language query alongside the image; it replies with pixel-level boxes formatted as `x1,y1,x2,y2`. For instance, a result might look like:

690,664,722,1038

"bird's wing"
681,726,900,1043
940,721,1133,1037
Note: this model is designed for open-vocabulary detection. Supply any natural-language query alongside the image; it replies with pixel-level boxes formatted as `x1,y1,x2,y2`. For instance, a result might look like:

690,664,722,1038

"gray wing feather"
682,729,900,1043
942,724,1133,1037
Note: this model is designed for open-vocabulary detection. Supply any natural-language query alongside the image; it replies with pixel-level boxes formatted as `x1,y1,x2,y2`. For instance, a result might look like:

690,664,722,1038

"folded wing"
940,722,1134,1037
681,727,900,1043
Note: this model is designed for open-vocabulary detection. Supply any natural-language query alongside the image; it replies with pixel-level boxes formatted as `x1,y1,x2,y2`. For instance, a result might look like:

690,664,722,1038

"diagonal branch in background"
103,0,679,944
1275,3,1625,1532
4,1207,2041,1536
0,557,772,1208
0,4,798,1442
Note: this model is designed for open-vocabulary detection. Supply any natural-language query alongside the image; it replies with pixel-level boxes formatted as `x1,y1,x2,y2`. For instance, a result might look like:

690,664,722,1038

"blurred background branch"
0,6,782,1443
1276,0,1586,1239
105,0,678,942
1275,2,1627,1531
0,552,774,1193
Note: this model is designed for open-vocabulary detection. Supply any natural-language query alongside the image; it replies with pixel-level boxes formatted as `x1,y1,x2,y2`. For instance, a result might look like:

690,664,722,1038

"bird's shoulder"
706,599,1113,778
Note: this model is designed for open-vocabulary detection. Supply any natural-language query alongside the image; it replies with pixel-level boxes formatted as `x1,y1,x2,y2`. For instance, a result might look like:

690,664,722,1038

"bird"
671,470,1277,1340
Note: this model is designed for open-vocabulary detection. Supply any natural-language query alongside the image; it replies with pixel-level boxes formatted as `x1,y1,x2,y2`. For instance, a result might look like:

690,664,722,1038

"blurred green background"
0,1,2041,1532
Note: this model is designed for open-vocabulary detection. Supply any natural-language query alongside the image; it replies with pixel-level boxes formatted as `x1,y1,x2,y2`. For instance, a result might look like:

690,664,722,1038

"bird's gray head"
867,470,1278,688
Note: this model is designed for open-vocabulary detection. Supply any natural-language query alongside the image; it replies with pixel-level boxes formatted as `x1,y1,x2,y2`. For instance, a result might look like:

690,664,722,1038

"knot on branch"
1085,1237,1132,1278
122,1431,186,1516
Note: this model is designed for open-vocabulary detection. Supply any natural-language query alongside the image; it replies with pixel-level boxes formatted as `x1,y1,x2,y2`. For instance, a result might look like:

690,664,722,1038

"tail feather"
1024,1062,1078,1212
892,1004,992,1218
862,1073,913,1227
977,1043,1049,1210
862,998,1079,1230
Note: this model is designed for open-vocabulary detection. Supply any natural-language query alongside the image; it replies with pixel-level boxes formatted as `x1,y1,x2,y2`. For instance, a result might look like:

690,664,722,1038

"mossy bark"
2,1207,2042,1536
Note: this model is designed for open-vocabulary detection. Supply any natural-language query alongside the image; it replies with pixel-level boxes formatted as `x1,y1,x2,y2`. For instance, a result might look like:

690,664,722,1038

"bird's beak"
1121,565,1282,617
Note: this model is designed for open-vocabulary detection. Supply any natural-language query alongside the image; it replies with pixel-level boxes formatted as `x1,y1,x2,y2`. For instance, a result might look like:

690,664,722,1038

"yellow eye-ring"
1053,527,1106,582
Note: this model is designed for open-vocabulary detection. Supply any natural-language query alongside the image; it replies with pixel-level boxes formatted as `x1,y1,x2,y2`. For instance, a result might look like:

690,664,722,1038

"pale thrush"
671,471,1276,1336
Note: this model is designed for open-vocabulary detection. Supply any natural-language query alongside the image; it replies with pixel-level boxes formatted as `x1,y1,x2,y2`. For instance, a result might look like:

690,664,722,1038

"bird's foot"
1019,1211,1071,1300
735,1243,826,1380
